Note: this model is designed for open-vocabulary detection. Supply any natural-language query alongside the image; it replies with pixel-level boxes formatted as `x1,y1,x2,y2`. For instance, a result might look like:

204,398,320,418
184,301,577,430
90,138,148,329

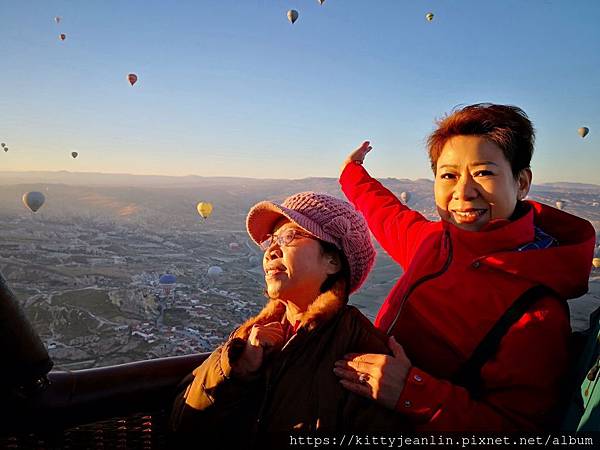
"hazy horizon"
2,169,600,189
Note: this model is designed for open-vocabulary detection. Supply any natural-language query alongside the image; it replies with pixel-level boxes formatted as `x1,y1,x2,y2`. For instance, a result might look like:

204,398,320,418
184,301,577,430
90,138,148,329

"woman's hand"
333,336,411,410
234,322,285,376
340,141,372,175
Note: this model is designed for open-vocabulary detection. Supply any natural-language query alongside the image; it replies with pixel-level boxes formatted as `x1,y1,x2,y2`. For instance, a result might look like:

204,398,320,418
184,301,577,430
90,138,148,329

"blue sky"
1,0,599,182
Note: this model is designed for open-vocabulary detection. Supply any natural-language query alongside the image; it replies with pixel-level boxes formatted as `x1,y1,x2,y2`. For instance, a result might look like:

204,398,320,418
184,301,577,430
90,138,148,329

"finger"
343,353,384,365
342,359,372,374
333,367,369,385
339,379,374,400
333,366,358,381
357,141,370,151
263,322,284,331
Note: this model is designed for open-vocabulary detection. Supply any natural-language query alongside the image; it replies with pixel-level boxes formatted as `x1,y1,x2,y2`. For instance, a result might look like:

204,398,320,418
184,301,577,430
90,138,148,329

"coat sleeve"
341,309,410,431
169,338,263,432
394,297,571,431
339,162,433,270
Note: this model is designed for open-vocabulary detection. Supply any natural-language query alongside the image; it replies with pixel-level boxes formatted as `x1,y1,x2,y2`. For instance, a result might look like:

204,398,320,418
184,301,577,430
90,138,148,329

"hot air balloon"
1,143,5,148
71,152,78,159
555,200,566,210
3,148,7,153
159,274,177,296
54,16,61,24
578,127,589,138
593,258,600,269
59,34,66,41
127,73,138,86
317,0,325,4
287,10,299,24
207,265,223,279
400,191,411,204
22,192,46,213
197,202,213,219
426,12,434,21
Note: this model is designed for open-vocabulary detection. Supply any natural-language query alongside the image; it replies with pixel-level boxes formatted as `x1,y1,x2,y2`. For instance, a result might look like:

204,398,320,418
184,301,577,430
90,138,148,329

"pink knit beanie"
246,192,376,293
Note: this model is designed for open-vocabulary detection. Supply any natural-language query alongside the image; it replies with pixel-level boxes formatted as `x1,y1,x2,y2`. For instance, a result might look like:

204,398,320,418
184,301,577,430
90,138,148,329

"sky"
0,0,599,182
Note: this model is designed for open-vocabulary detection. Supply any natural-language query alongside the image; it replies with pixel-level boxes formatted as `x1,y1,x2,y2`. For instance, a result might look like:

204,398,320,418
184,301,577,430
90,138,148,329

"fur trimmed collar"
233,286,347,341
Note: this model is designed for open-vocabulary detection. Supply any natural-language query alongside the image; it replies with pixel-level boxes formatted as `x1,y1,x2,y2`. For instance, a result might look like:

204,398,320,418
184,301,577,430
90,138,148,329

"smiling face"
434,135,532,232
262,219,339,310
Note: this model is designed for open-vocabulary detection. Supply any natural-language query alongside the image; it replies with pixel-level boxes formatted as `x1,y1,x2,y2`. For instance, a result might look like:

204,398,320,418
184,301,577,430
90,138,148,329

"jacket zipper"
386,230,453,336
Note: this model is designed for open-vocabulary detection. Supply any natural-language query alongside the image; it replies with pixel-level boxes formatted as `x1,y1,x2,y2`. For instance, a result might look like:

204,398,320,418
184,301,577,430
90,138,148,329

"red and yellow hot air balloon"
127,73,138,86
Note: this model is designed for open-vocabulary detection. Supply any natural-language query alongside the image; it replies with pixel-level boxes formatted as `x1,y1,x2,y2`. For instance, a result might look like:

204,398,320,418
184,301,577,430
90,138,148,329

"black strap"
452,284,555,398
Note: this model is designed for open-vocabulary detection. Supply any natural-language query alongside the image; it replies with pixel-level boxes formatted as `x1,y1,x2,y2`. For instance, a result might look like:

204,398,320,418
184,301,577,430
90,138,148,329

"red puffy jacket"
340,162,596,431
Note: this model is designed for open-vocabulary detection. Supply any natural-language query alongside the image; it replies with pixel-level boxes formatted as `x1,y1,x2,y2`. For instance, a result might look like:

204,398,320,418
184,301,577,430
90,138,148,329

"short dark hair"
427,103,535,180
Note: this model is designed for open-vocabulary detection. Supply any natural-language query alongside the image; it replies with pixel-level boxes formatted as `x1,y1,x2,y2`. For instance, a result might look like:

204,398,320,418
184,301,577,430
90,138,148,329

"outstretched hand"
333,336,411,410
340,141,372,175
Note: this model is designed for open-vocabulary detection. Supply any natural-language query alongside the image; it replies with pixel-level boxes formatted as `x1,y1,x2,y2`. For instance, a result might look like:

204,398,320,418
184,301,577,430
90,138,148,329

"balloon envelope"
287,10,298,24
71,152,78,159
593,258,600,269
159,274,177,284
22,192,46,213
3,148,7,153
555,201,565,210
197,202,213,219
1,143,5,147
54,16,61,24
426,12,434,21
400,191,411,203
578,127,589,138
127,73,138,86
317,0,325,4
59,33,66,41
207,265,223,279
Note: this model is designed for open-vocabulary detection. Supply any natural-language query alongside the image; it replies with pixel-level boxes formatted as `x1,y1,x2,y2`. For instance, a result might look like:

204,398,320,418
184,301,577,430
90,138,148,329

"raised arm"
339,142,433,269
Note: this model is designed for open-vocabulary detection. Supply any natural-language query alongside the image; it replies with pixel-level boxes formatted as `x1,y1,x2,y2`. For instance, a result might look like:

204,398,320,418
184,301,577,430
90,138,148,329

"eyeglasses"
259,228,317,251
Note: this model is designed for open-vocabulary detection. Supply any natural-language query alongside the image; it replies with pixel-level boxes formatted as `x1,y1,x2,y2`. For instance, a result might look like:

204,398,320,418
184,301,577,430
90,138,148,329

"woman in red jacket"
333,103,596,430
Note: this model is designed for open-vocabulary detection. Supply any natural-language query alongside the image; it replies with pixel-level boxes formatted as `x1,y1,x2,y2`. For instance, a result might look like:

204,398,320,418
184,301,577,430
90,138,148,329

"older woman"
169,192,406,438
334,103,596,431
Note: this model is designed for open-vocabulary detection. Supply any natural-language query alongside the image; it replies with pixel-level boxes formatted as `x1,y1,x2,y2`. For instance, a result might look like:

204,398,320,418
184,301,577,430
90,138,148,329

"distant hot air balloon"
400,191,411,204
197,202,213,219
54,16,61,24
287,10,299,24
578,127,589,138
71,152,78,159
22,192,46,213
159,273,177,296
317,0,325,4
127,73,138,86
426,12,434,21
1,143,5,148
207,265,223,279
3,148,7,153
59,33,66,41
592,258,600,269
555,200,566,210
